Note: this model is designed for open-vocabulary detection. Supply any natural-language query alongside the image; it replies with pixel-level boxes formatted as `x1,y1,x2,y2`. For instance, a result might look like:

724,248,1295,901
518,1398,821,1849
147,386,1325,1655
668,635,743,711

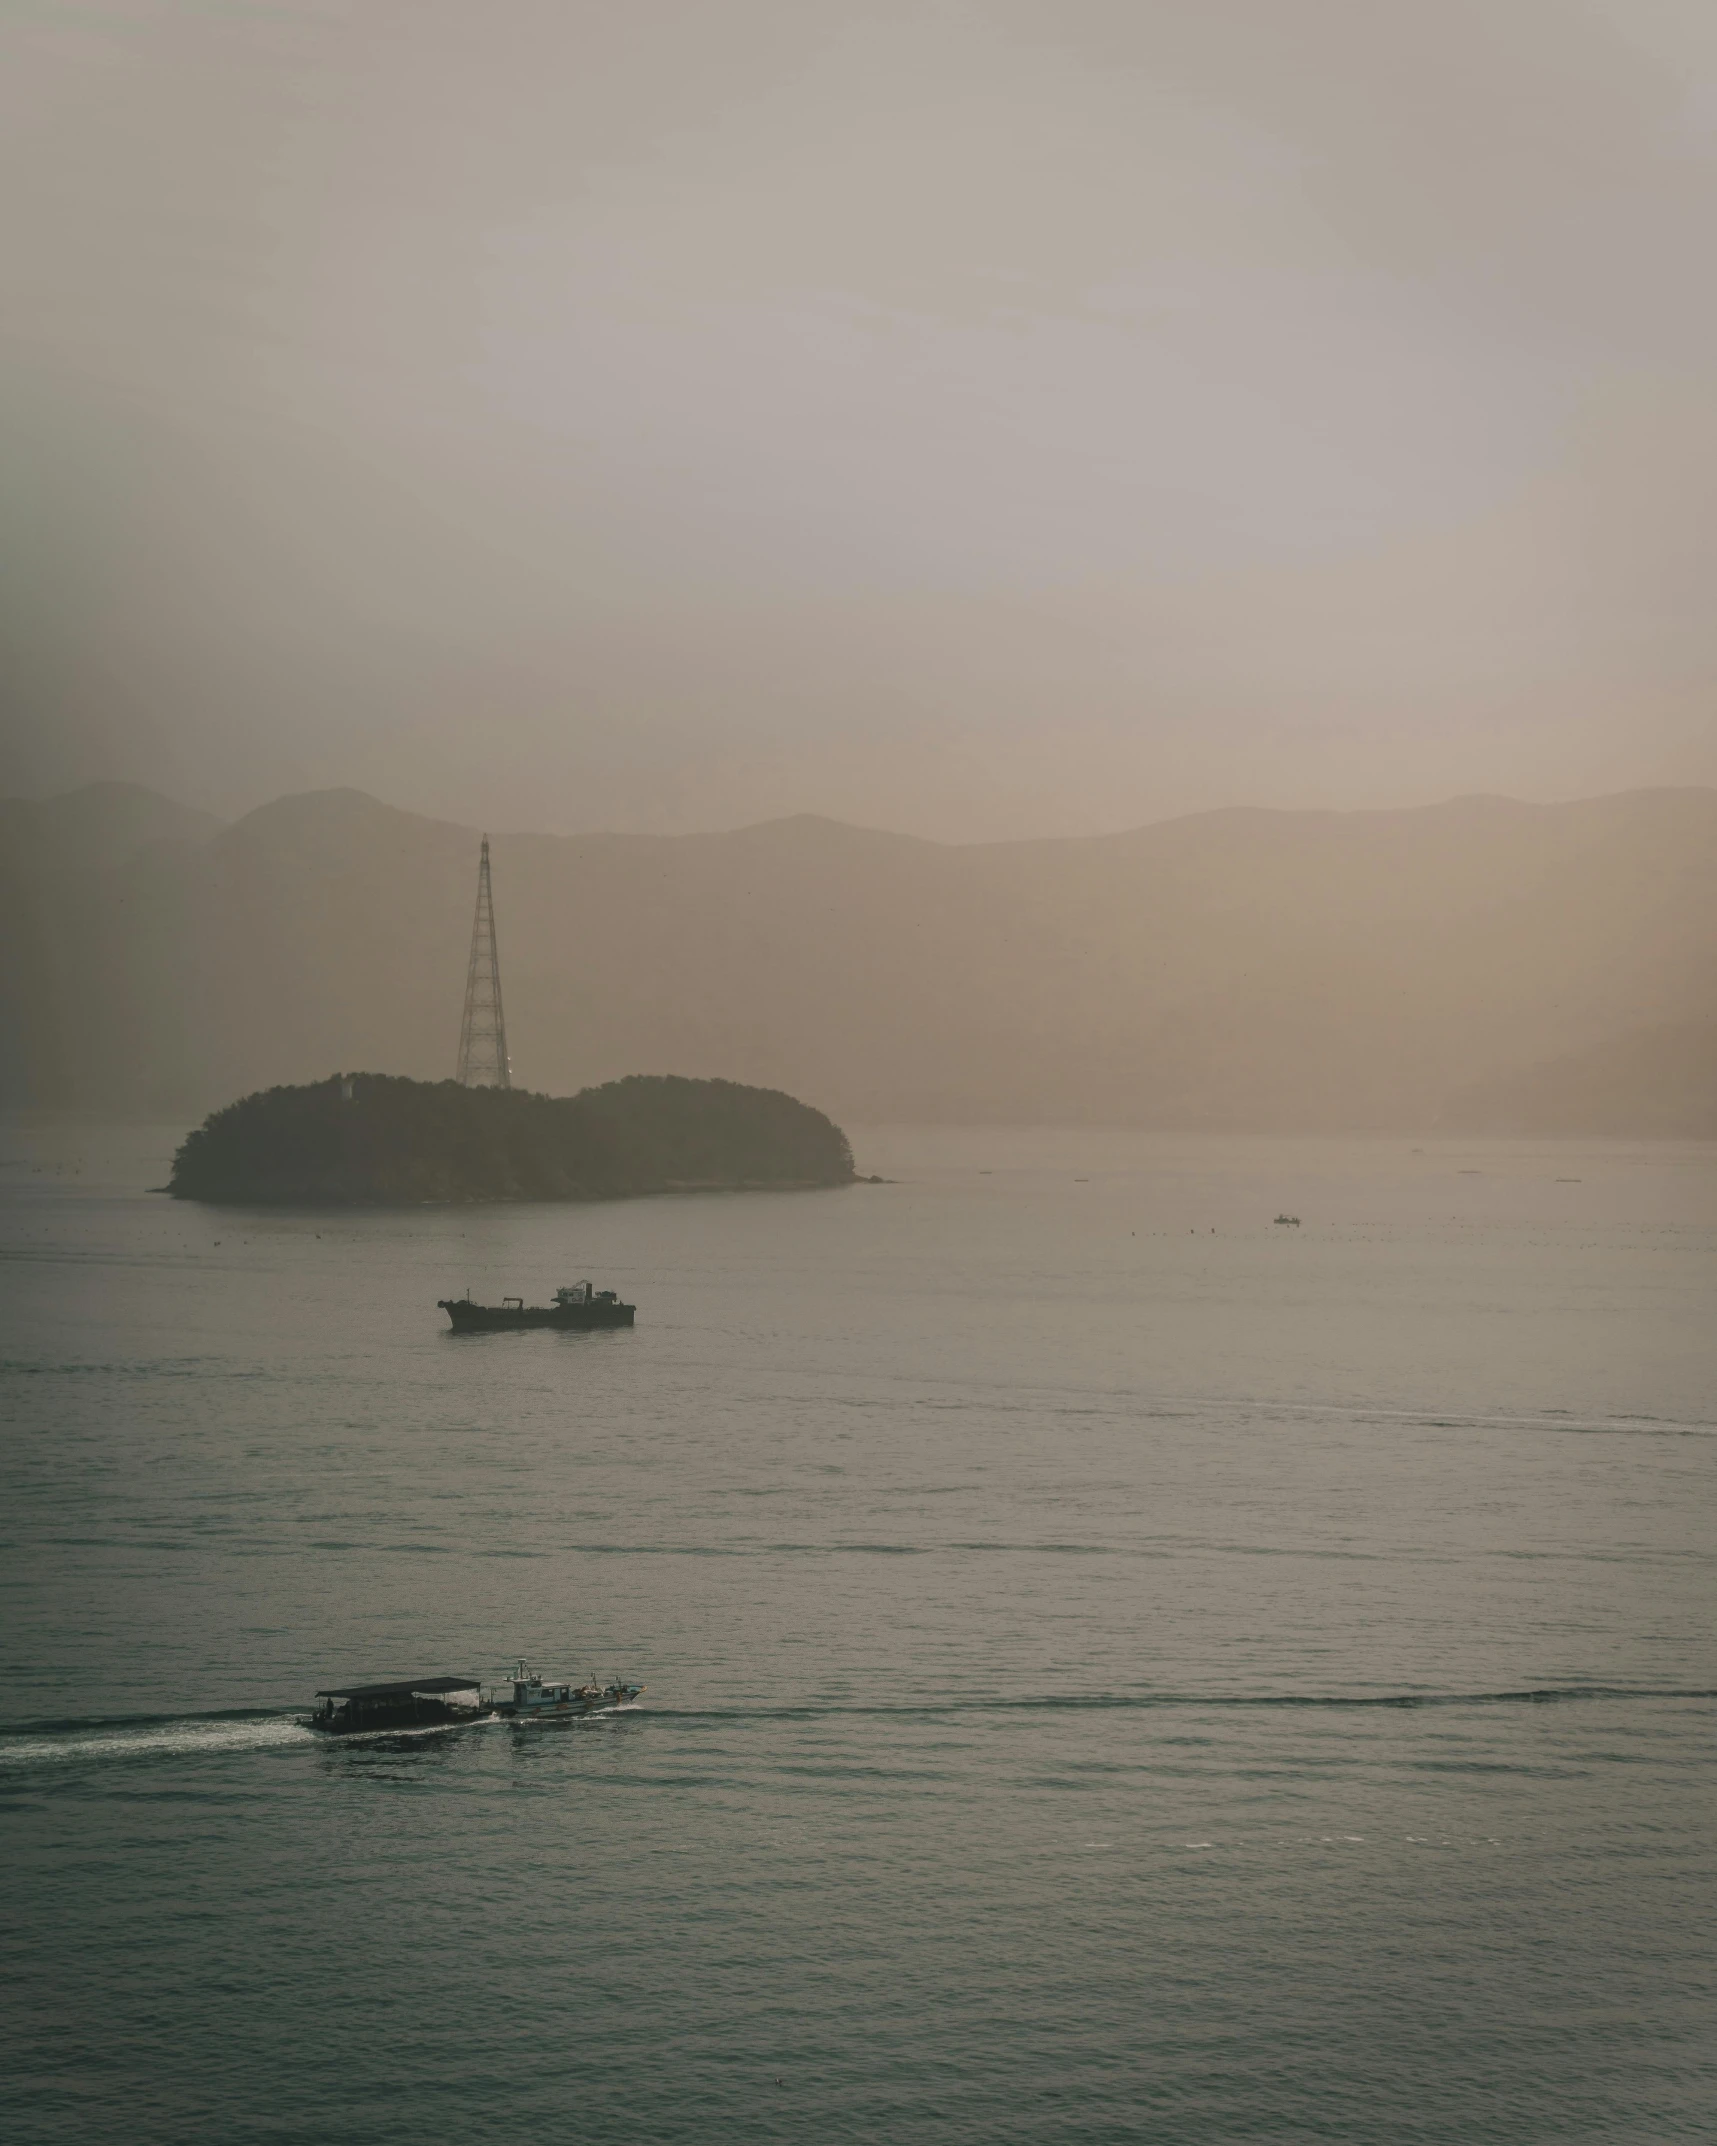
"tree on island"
168,1072,855,1205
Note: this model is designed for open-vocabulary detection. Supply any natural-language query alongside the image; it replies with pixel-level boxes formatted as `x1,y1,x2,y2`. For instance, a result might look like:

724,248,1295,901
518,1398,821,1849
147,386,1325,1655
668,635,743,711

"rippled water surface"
3,1123,1713,2143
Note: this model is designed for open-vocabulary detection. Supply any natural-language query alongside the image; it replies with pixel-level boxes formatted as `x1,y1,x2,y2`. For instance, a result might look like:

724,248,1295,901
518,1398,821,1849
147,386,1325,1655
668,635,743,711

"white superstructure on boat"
498,1659,644,1719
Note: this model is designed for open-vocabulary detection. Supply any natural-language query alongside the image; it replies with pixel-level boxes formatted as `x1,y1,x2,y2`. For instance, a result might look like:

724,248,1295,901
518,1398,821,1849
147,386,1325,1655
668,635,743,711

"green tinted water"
3,1125,1713,2142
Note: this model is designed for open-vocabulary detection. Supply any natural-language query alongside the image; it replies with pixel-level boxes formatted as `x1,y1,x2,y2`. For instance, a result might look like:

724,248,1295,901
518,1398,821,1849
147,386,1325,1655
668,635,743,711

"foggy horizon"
20,768,1717,847
8,778,1713,1134
7,1,1717,840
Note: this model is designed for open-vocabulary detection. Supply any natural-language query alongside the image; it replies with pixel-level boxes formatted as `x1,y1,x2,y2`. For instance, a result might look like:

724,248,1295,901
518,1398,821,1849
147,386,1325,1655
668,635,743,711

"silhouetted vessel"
310,1676,492,1735
438,1282,635,1331
308,1661,645,1733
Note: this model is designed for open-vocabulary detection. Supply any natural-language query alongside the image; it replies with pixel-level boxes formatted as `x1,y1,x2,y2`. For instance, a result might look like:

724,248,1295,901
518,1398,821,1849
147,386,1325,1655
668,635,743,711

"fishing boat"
497,1659,644,1720
438,1282,635,1332
309,1659,646,1734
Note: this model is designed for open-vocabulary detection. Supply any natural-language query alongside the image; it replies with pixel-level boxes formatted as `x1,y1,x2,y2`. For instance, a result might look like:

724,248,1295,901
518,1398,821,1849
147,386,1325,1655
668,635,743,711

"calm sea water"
2,1121,1713,2144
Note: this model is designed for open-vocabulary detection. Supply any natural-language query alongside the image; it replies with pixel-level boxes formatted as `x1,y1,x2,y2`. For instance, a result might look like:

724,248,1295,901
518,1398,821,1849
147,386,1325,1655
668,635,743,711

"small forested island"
168,1073,855,1205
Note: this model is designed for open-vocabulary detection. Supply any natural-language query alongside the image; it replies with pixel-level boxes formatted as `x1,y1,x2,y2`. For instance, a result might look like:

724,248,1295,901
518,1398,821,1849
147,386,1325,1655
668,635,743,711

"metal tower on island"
456,836,511,1087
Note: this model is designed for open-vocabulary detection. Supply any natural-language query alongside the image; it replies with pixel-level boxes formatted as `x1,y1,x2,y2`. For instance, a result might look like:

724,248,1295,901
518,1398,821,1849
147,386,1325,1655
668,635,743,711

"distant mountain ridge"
0,782,222,872
3,782,1714,1133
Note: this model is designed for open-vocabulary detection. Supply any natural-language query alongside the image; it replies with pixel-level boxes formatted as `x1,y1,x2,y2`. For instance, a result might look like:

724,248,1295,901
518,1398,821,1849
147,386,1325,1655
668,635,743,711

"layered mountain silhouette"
0,781,221,875
4,782,1714,1132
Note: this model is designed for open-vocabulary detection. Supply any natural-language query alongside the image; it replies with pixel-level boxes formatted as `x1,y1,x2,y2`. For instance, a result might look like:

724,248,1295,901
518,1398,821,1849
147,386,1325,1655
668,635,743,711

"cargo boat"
438,1282,635,1332
310,1676,492,1736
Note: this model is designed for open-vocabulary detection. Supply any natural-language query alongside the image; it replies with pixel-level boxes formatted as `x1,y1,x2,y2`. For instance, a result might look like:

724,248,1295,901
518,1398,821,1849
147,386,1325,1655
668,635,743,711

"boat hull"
499,1688,645,1722
439,1300,635,1332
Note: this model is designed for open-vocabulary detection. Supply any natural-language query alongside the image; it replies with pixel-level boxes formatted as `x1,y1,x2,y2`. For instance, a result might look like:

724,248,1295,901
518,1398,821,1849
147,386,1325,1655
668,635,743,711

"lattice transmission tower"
456,836,512,1087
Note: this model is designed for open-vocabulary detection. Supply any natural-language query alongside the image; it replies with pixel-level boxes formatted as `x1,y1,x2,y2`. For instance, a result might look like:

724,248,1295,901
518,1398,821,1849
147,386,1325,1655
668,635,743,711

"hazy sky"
5,0,1716,837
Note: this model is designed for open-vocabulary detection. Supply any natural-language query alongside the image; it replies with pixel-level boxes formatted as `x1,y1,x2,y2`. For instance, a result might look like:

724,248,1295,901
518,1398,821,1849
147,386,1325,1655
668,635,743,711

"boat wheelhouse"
310,1676,492,1736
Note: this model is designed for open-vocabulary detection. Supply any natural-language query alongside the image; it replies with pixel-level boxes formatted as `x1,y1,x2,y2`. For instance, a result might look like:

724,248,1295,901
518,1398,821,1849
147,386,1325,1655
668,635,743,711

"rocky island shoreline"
167,1072,855,1206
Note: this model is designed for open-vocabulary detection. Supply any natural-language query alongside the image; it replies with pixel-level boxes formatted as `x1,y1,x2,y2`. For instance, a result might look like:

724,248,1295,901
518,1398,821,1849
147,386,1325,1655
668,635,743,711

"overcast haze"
5,0,1717,837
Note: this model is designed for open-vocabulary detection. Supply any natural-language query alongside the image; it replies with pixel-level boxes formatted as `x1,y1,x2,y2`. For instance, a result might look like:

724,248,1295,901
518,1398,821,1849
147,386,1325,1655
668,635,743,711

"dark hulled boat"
438,1282,635,1332
310,1676,492,1735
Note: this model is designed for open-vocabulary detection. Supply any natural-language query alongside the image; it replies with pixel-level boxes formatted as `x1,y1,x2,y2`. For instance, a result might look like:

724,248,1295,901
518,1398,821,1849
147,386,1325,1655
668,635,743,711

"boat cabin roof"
315,1676,483,1701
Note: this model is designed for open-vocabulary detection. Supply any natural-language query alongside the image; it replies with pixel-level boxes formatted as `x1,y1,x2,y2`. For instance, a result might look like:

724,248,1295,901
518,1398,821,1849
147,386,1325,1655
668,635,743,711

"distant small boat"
438,1282,635,1331
1273,1214,1301,1226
